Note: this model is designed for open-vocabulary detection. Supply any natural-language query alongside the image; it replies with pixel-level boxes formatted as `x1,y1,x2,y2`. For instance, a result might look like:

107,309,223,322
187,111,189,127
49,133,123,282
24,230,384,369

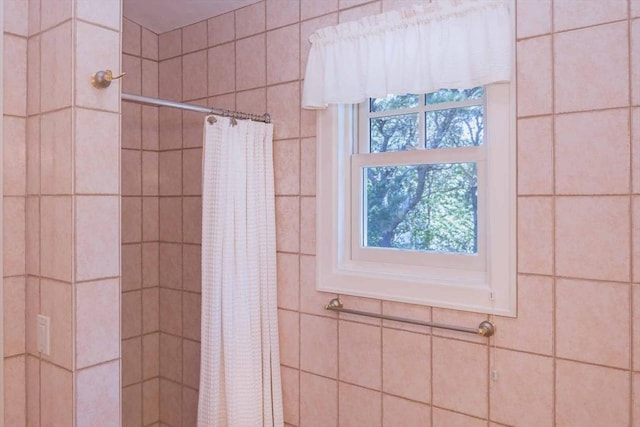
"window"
316,82,516,316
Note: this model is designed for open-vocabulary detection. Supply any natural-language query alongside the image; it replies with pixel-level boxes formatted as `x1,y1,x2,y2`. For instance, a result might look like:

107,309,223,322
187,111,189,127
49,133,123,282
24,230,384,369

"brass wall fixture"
324,298,496,337
91,69,126,89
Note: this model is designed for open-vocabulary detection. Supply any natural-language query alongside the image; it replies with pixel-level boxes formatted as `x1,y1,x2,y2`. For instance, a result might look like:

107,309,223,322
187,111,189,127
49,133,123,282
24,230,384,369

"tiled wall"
120,0,640,426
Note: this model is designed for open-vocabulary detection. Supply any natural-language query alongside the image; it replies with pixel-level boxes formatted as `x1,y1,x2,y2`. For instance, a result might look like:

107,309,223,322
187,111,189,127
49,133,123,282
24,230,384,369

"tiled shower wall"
125,0,640,426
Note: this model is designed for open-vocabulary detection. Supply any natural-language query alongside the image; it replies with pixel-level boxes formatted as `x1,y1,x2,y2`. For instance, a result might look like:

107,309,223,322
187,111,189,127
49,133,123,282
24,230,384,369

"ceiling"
123,0,260,34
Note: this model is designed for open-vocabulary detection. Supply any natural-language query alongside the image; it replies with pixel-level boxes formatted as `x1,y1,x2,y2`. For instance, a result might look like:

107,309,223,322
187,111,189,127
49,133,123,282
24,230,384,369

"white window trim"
316,82,516,317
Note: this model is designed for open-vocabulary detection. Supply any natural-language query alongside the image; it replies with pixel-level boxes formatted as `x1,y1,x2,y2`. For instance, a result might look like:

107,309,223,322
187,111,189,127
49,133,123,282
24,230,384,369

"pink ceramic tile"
76,0,120,30
382,300,431,334
40,196,72,281
236,1,266,38
159,151,182,195
299,372,338,427
76,109,120,194
274,139,300,195
122,149,142,196
26,277,40,355
432,307,490,344
517,116,553,195
159,379,182,425
28,0,40,35
299,254,338,317
236,87,267,117
160,288,183,335
277,252,299,310
159,57,183,102
300,13,338,76
632,19,640,106
208,12,235,46
555,22,628,113
300,196,316,255
382,0,423,12
338,320,381,389
40,279,72,369
267,24,300,85
159,28,181,60
142,242,159,288
556,359,630,426
432,337,488,418
122,102,142,149
142,59,159,98
340,0,372,8
143,198,160,241
27,36,40,115
3,116,26,196
517,196,553,275
300,137,316,196
183,148,202,195
40,22,71,112
183,109,205,148
159,197,182,242
40,108,72,195
267,82,301,140
497,275,553,355
634,108,640,193
634,373,640,426
382,328,430,402
75,22,120,112
122,337,143,386
556,109,630,194
183,20,207,53
208,42,236,96
40,0,70,30
40,362,72,427
382,394,430,427
4,0,28,36
633,285,640,370
300,314,338,377
3,35,26,116
516,0,551,39
236,34,267,91
276,196,300,252
556,196,630,282
76,279,120,368
489,349,553,426
4,197,26,275
209,93,236,112
3,277,25,357
142,106,159,150
432,407,486,427
26,116,40,195
159,107,183,150
338,382,382,427
554,0,627,32
633,0,640,17
26,197,39,276
143,333,160,379
281,366,300,425
122,290,142,339
142,151,159,196
142,287,160,333
301,0,339,20
26,355,40,425
338,295,381,326
183,386,199,426
278,308,300,368
75,196,120,281
182,339,200,389
123,383,142,427
182,244,201,293
178,198,197,241
123,18,141,56
635,198,640,283
183,50,208,102
122,243,142,292
267,0,299,29
301,108,317,138
557,278,630,368
182,292,201,341
159,243,183,289
516,36,552,117
76,361,120,427
123,54,142,95
339,2,381,22
143,378,160,424
160,333,182,382
142,27,159,60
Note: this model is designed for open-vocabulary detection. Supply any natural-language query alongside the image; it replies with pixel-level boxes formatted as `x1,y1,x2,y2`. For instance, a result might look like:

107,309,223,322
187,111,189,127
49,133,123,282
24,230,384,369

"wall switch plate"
37,315,50,355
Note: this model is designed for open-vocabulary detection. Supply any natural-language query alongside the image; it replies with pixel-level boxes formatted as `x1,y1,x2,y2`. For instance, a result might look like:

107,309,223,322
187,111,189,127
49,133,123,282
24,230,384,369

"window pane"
426,87,484,105
370,113,419,152
364,163,478,254
425,106,483,149
370,94,420,112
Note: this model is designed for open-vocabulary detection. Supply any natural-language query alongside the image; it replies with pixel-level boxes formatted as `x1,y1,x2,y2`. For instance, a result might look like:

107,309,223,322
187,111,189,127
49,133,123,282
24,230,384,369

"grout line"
550,1,558,425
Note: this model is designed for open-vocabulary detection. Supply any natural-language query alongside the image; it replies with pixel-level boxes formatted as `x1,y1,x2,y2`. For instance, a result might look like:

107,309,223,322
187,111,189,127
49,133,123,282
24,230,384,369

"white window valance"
302,0,513,109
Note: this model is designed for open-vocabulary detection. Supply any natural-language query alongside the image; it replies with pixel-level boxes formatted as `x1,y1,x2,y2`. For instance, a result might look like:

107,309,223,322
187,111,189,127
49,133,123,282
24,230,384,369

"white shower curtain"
198,115,284,427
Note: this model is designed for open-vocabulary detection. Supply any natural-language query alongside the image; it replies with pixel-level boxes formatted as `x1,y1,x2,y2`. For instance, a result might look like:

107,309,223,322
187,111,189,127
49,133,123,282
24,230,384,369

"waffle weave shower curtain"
198,116,284,427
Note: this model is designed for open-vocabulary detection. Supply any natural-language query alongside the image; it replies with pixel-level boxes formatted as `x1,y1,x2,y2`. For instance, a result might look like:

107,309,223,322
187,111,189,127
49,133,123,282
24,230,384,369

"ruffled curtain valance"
302,0,512,109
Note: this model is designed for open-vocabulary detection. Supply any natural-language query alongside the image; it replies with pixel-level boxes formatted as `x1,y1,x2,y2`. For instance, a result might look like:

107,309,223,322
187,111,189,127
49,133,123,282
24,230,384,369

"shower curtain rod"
121,93,271,123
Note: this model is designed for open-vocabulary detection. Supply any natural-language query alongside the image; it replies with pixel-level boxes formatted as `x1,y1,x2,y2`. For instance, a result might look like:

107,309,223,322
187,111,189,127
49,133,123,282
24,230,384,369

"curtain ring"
207,116,217,124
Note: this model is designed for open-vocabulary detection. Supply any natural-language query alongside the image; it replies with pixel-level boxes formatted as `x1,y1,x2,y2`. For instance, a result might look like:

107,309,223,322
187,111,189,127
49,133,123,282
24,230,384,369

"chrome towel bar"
324,298,495,337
